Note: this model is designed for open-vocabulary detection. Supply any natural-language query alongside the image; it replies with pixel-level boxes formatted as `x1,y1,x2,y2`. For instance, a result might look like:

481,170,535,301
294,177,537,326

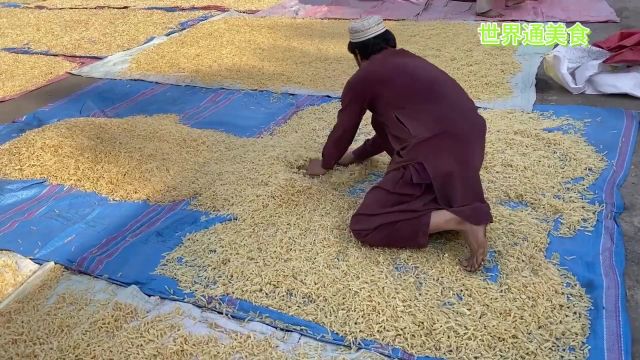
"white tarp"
0,251,39,277
26,270,386,359
543,46,640,98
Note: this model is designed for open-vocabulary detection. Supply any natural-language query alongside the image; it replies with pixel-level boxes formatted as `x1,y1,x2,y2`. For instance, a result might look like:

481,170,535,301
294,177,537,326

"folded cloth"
593,29,640,65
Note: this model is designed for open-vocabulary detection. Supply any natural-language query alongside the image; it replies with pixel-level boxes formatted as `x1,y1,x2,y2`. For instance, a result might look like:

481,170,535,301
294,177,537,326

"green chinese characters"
478,22,592,47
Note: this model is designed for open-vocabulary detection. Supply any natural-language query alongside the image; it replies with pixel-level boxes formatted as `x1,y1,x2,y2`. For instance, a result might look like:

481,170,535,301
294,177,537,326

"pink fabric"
258,0,424,20
593,30,640,65
257,0,619,23
0,56,99,102
30,4,256,12
601,48,640,65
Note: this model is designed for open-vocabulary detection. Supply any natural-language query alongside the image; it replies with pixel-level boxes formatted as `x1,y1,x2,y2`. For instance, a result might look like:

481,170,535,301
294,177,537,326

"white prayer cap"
348,16,387,43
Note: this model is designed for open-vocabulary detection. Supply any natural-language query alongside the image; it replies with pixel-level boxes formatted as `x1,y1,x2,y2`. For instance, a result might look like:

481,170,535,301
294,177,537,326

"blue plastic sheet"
0,79,332,141
0,90,635,360
538,105,637,360
0,178,229,300
0,2,22,8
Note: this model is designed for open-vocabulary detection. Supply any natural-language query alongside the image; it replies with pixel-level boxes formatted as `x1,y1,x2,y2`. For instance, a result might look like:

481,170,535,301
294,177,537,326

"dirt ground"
0,1,637,357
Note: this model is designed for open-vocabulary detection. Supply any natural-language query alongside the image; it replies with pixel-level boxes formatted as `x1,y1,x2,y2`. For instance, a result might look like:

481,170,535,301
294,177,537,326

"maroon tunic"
321,48,492,248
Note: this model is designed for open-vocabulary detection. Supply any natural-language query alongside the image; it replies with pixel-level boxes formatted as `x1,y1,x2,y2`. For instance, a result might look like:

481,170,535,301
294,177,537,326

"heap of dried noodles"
126,18,519,101
0,104,606,359
0,8,212,56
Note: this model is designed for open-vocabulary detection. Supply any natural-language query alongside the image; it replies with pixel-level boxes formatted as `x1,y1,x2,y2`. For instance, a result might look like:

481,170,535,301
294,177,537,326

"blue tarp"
539,105,637,360
0,79,332,141
0,81,635,360
0,2,22,8
0,179,229,300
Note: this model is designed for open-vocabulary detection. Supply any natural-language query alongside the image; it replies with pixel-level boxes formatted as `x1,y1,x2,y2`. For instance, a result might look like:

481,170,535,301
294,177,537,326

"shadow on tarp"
0,98,636,359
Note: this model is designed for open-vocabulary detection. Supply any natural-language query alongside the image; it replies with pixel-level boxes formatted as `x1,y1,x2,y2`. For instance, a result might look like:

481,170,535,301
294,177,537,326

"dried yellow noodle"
0,255,32,301
0,8,212,56
0,105,606,359
0,52,75,100
126,18,519,101
0,267,325,359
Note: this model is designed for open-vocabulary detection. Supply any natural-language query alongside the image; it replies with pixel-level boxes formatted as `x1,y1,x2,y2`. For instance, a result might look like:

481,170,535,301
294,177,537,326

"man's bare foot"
477,0,523,18
477,9,503,18
506,0,525,7
459,224,488,272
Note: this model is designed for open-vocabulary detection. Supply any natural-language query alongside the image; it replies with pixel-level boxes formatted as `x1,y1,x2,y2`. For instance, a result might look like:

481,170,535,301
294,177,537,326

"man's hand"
338,151,357,167
306,159,328,177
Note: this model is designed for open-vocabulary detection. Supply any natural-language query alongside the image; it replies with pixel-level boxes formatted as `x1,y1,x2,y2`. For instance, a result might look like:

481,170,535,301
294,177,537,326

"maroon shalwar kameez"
321,48,493,249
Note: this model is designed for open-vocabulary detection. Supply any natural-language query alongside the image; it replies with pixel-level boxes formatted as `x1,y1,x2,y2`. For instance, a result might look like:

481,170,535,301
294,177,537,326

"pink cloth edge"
25,4,259,12
257,0,620,23
0,56,99,103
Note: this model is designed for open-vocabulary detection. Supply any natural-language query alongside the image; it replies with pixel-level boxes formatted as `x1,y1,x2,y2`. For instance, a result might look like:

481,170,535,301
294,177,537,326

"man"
306,16,492,272
476,0,528,18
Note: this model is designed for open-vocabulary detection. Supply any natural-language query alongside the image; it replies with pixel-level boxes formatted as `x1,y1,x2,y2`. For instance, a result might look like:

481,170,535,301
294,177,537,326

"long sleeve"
321,75,369,170
352,134,388,161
